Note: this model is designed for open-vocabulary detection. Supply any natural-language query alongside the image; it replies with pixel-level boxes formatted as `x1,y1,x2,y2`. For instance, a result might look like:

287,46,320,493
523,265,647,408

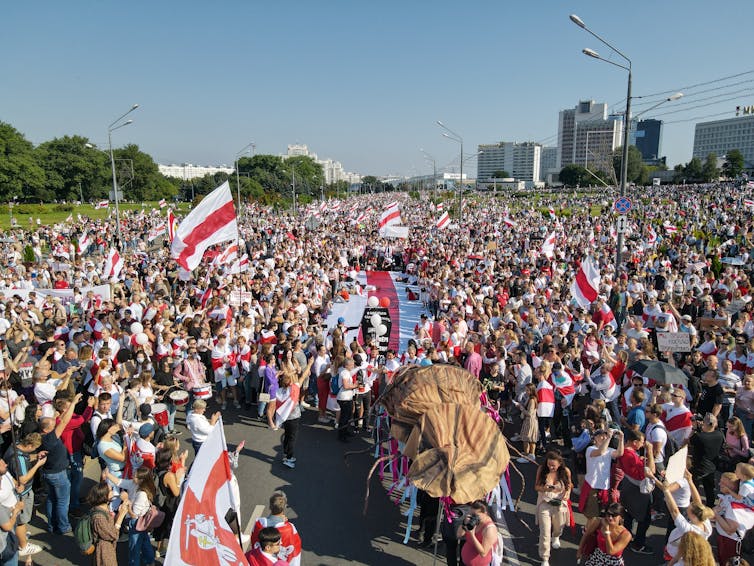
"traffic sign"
614,196,632,214
616,215,628,234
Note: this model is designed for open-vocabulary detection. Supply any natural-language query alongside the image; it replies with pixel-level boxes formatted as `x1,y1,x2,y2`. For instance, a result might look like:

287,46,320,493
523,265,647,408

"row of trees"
0,121,348,204
558,145,747,187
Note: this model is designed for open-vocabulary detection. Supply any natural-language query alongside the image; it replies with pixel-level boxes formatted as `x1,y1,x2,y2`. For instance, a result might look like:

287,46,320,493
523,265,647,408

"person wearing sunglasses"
577,502,632,566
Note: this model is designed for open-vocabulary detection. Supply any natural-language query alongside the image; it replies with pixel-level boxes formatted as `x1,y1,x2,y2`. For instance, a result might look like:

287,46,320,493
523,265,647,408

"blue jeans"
43,470,71,533
0,552,18,566
735,408,754,440
68,452,84,511
128,519,155,566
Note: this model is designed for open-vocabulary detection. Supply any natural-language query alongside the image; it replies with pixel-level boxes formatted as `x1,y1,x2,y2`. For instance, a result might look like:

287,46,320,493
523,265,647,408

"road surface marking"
242,504,266,551
497,511,520,566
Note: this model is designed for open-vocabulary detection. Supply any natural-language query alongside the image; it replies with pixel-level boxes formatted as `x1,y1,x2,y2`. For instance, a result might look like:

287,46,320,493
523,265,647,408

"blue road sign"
614,196,632,214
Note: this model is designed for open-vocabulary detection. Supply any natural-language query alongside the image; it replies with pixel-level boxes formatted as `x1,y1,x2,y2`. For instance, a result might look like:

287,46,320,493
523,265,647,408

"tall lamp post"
108,104,139,246
437,121,464,215
419,148,437,197
235,141,255,217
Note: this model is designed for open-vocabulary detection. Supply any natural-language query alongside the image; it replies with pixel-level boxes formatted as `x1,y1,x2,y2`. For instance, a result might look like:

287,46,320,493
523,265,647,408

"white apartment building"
557,100,623,170
693,114,754,170
477,141,542,186
158,163,234,180
282,144,361,184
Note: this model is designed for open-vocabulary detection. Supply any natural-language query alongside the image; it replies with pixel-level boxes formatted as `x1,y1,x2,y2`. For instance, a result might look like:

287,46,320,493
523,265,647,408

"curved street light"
108,104,139,245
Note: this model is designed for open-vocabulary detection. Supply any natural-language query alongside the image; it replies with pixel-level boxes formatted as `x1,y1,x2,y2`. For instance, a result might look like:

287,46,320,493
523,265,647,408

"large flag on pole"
167,209,178,243
436,211,450,230
540,231,557,259
164,418,247,565
570,256,600,308
171,181,238,271
101,248,123,281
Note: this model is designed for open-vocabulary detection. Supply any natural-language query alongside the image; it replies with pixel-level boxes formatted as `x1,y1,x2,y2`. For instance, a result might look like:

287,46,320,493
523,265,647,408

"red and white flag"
540,231,557,259
747,181,754,189
647,225,658,246
570,256,600,308
664,223,678,233
76,233,91,255
167,209,178,243
212,244,239,267
503,217,516,228
548,207,556,219
384,200,399,212
536,380,555,418
102,248,123,281
436,211,450,230
661,403,693,444
159,198,167,208
95,200,109,209
378,206,402,231
745,198,754,207
594,302,618,331
436,202,444,212
164,418,246,566
355,212,367,223
171,181,238,271
226,254,249,275
148,223,167,242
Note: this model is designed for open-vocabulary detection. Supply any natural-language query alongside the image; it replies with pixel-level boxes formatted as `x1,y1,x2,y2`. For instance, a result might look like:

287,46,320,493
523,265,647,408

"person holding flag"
248,491,302,566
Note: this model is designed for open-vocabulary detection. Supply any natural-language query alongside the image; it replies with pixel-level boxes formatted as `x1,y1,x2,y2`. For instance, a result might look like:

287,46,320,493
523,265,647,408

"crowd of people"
0,182,752,565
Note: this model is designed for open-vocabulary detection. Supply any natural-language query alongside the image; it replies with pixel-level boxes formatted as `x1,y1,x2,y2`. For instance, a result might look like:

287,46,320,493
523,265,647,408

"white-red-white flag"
167,209,178,243
102,248,123,281
384,200,399,212
159,198,167,208
503,217,516,228
540,231,557,259
664,223,678,233
148,223,167,242
436,211,450,230
76,233,91,255
378,206,402,231
95,200,109,209
436,202,444,212
570,256,600,308
548,207,556,219
647,225,658,246
744,198,754,207
212,244,239,267
164,418,246,566
171,181,238,271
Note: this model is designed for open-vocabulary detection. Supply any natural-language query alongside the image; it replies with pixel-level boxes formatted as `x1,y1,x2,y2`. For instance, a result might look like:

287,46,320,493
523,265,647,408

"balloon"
379,297,391,308
370,313,382,328
377,324,388,336
368,296,379,308
135,332,149,345
130,322,143,335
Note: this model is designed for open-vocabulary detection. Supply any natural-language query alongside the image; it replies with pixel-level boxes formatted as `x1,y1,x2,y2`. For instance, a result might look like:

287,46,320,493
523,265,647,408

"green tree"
36,135,110,201
612,145,644,184
111,144,177,201
284,156,324,198
559,164,589,187
0,122,46,200
491,170,510,179
683,157,703,182
723,149,745,178
702,152,720,182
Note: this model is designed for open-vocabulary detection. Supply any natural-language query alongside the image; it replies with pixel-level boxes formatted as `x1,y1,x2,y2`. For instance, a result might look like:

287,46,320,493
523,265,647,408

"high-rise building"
477,142,542,186
557,100,623,170
282,144,361,184
632,119,663,162
540,147,558,183
693,114,754,170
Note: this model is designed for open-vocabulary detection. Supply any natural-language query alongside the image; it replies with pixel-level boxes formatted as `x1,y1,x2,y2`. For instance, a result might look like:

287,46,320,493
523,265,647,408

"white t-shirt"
337,368,355,401
584,446,616,490
671,477,692,509
645,422,668,464
666,515,712,559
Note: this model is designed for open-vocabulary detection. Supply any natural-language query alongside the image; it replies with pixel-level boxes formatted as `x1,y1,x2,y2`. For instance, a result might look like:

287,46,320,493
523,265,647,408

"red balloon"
379,297,391,308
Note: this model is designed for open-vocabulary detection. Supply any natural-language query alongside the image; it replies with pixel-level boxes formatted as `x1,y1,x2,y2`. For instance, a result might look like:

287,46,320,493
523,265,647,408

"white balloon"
370,313,382,328
367,296,379,308
135,332,149,345
130,322,143,335
377,324,388,336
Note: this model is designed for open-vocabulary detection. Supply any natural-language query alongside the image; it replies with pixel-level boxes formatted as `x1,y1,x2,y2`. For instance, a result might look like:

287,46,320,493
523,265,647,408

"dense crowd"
0,183,753,565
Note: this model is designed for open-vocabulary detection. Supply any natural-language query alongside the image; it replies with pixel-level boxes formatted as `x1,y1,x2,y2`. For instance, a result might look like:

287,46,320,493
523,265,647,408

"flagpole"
218,417,245,552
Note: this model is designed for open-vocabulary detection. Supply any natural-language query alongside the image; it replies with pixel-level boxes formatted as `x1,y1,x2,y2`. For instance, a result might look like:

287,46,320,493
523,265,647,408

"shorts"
18,490,33,524
354,392,371,408
215,371,237,388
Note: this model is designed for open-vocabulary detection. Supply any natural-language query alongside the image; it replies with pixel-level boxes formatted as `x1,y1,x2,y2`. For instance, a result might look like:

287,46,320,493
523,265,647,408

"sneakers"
542,561,550,566
317,416,330,424
630,544,654,554
288,457,297,463
233,400,241,409
221,402,227,410
300,400,312,409
282,458,296,469
19,543,42,556
169,429,183,436
551,537,561,549
516,456,531,464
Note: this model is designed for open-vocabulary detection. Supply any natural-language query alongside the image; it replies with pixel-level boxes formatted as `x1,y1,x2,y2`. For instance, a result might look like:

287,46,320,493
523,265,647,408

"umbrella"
628,360,688,386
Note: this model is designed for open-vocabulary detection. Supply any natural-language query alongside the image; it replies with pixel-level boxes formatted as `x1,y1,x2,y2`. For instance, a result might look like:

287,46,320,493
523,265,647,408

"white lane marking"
497,511,521,566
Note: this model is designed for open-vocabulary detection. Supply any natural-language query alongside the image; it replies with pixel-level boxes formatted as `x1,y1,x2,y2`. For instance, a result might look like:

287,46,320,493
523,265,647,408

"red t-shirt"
617,447,645,481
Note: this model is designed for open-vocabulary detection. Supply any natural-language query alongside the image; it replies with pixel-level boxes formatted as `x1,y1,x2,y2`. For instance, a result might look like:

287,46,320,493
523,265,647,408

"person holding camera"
577,502,633,566
455,500,497,566
535,450,572,566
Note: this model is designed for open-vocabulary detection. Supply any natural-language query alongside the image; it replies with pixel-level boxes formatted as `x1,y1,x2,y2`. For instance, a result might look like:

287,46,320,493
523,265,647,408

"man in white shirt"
336,358,358,442
581,428,624,519
185,399,219,454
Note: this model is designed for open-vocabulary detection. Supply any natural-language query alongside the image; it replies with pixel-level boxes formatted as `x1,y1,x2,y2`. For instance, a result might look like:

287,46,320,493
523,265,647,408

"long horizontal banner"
0,284,112,307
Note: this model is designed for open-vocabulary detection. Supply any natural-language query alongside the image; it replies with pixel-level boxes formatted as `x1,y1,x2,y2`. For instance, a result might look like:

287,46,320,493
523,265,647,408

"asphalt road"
25,403,753,566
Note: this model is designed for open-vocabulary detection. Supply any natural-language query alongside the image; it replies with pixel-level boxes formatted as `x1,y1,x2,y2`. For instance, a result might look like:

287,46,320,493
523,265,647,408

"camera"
463,513,480,531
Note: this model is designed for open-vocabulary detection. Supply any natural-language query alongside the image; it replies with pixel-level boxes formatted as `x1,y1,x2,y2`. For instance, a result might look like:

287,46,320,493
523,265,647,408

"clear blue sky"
1,1,751,178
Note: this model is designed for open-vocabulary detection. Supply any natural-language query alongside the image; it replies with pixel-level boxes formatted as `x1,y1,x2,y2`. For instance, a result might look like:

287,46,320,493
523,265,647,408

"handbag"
258,373,270,403
135,504,165,532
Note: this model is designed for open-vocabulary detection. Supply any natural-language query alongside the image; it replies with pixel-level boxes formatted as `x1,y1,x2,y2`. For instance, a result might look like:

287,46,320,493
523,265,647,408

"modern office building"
693,114,754,170
633,119,663,162
477,141,542,186
557,100,623,170
540,146,558,183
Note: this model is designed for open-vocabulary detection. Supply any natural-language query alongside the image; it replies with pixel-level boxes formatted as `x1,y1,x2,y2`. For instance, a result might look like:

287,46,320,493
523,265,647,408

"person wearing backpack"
645,404,670,474
83,481,130,565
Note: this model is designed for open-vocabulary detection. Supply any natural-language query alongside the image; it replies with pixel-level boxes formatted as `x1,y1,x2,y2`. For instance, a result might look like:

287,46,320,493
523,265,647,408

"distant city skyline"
1,1,751,178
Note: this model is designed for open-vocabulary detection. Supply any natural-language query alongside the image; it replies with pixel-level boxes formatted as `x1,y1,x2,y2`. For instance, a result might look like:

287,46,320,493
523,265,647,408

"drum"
193,385,212,400
169,390,190,407
151,403,169,427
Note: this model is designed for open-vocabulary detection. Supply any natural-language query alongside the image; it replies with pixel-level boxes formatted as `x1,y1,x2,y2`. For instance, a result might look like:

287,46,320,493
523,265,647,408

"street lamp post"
107,104,139,246
437,121,464,215
235,142,255,218
420,148,437,198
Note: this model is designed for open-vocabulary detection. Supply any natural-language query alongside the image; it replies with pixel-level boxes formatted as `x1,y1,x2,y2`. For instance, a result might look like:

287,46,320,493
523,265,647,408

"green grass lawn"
0,202,192,232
